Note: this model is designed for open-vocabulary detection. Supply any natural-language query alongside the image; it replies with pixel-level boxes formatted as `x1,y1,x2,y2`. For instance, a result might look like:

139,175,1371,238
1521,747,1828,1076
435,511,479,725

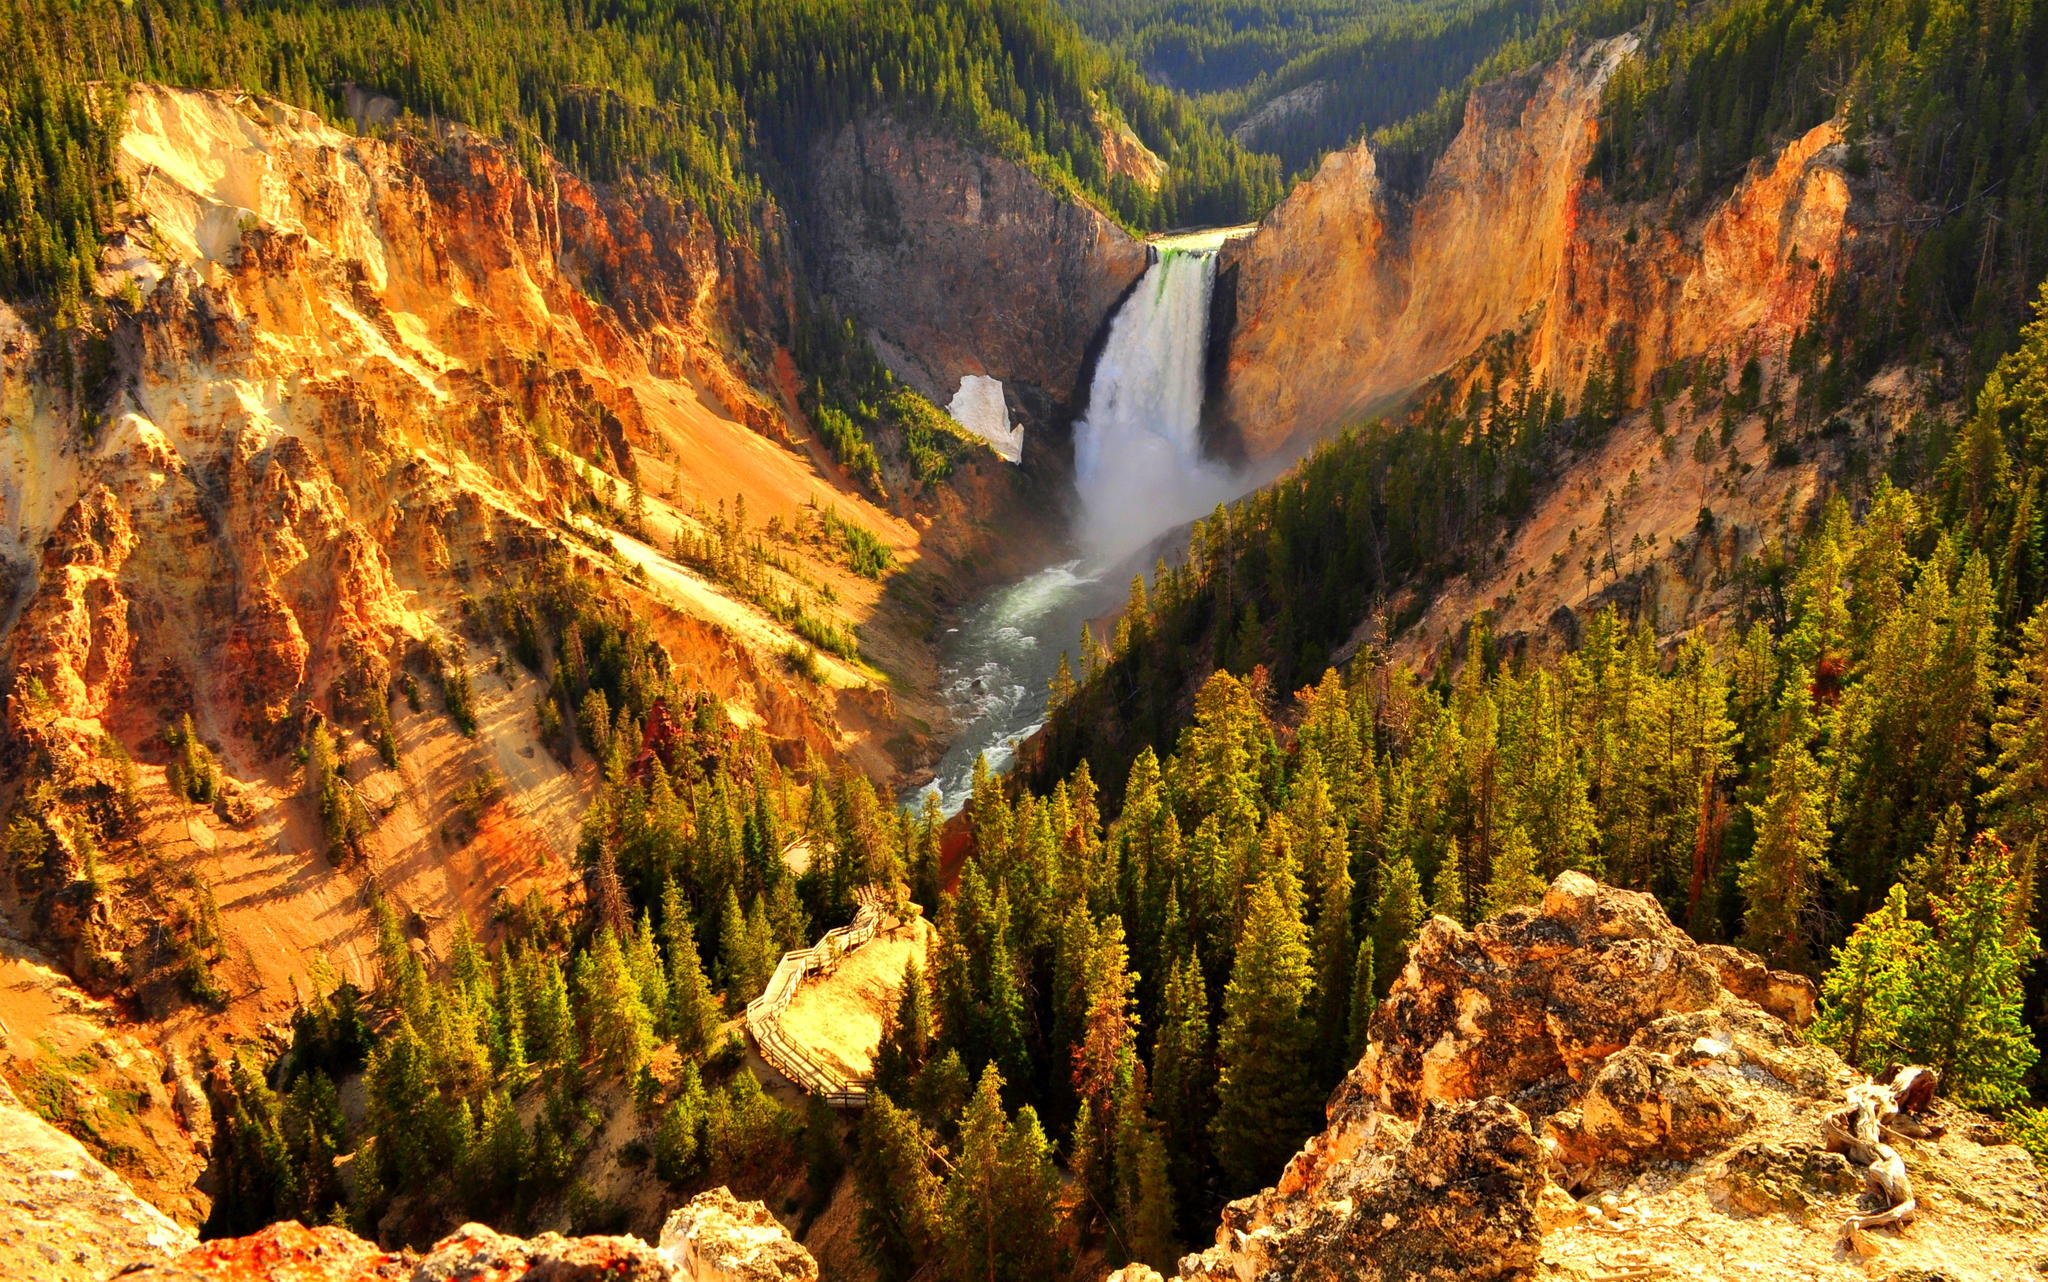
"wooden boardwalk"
743,886,885,1109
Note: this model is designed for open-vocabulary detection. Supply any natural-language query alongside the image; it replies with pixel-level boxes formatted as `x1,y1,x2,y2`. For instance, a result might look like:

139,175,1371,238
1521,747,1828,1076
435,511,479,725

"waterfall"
1072,245,1239,559
913,231,1252,813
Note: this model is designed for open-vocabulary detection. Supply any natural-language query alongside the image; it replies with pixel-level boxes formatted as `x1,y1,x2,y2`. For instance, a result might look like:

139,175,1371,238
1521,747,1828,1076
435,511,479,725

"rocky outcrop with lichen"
0,1075,195,1282
1114,873,2048,1282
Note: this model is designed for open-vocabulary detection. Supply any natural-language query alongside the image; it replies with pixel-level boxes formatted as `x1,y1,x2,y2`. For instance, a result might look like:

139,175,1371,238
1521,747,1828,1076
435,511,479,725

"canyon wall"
801,115,1151,461
0,84,952,1180
1211,35,1864,459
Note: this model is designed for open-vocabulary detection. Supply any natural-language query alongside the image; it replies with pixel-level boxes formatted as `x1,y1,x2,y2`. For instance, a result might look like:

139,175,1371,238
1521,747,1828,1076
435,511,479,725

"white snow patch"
946,374,1023,464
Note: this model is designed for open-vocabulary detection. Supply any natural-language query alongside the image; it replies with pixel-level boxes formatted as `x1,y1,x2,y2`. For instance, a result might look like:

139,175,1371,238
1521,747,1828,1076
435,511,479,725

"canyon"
0,15,2021,1282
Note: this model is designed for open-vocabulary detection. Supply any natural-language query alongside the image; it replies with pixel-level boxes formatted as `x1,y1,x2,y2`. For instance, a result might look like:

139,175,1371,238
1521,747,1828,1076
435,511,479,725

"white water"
1072,246,1242,561
915,233,1253,812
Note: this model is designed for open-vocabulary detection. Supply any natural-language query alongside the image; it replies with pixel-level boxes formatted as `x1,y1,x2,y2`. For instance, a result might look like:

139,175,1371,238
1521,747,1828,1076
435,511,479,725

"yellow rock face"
1212,36,1857,461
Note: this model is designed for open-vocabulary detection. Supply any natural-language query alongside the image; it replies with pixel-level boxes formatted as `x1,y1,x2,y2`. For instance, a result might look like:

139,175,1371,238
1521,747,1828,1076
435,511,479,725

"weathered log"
1821,1066,1942,1237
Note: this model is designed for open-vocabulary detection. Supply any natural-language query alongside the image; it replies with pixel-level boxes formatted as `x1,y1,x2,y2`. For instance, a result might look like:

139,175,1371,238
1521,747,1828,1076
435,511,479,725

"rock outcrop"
0,1075,195,1281
115,1187,816,1282
801,114,1149,456
1117,873,2048,1282
1210,36,1868,460
660,1186,819,1282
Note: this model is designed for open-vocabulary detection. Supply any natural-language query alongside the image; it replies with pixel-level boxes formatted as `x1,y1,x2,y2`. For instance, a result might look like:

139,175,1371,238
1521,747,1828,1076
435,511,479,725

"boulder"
111,1189,820,1282
660,1187,818,1282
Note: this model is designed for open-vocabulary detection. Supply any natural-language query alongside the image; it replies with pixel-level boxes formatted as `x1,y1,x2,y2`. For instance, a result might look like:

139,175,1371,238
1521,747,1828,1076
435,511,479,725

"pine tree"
1905,835,2041,1106
1150,949,1213,1215
473,1086,528,1204
938,1067,1064,1282
874,957,932,1099
1428,838,1469,925
661,881,721,1056
627,912,670,1030
655,1064,708,1183
1371,852,1423,996
718,885,750,999
1738,718,1827,971
1482,823,1546,917
1348,938,1376,1059
1984,599,2048,846
1810,883,1927,1071
852,1095,941,1282
1210,877,1318,1195
526,951,579,1067
581,928,654,1075
1123,1119,1178,1272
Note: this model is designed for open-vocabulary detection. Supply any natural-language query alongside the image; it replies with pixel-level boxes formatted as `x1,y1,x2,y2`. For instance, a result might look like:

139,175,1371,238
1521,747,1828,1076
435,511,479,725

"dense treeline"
0,0,1279,319
873,573,2043,1273
886,286,2048,1249
1061,0,1649,181
1592,0,2048,378
1059,0,1405,93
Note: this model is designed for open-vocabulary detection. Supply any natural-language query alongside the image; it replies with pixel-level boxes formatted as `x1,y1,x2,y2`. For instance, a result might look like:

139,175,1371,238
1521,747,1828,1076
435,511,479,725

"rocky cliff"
800,115,1150,464
0,1074,196,1281
1115,873,2048,1282
1210,36,1868,460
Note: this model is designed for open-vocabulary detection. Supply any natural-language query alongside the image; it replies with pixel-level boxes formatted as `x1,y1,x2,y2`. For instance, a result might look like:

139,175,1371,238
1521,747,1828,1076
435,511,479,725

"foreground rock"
0,1076,195,1281
659,1186,819,1282
1115,872,2048,1282
114,1187,816,1282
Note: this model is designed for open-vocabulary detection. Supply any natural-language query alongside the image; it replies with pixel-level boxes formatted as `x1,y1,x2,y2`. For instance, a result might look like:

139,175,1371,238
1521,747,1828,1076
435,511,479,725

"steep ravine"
0,85,1062,1232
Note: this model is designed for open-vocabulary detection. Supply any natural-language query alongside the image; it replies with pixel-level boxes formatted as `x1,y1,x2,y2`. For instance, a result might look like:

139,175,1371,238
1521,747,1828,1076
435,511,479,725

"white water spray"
1073,239,1242,559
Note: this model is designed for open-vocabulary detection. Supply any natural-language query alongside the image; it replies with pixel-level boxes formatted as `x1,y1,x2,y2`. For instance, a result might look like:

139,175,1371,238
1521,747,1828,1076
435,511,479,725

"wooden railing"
745,887,884,1109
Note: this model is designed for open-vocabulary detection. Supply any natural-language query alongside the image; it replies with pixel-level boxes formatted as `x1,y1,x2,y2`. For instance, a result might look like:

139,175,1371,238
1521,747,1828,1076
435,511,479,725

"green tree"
874,957,933,1099
1984,600,2048,847
1738,714,1827,971
1371,851,1423,996
1150,949,1213,1217
662,881,722,1056
580,928,654,1075
1904,836,2041,1106
1809,884,1928,1071
1210,877,1318,1195
655,1065,709,1183
1482,823,1546,916
937,1067,1064,1282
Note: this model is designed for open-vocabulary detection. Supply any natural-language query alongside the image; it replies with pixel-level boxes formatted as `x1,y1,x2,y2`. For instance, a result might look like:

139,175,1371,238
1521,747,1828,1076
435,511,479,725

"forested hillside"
9,0,2048,1274
1062,0,1652,178
1,0,1279,321
957,288,2048,1269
